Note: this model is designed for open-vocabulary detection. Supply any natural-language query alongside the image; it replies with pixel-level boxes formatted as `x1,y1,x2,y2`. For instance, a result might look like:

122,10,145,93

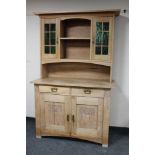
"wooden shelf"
41,59,112,66
60,37,90,40
33,77,113,89
97,31,109,32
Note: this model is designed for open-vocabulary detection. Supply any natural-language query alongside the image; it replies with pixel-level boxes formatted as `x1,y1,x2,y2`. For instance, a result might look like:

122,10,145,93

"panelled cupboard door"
71,96,103,143
40,94,70,136
41,18,60,61
92,17,113,61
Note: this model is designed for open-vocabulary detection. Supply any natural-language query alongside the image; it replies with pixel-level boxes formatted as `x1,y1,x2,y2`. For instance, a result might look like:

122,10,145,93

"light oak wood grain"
71,88,104,98
41,59,112,66
35,85,41,136
40,94,70,136
61,40,90,59
46,63,111,82
102,90,111,146
33,77,114,89
71,96,103,143
35,9,120,16
34,10,118,147
61,18,91,38
39,86,70,95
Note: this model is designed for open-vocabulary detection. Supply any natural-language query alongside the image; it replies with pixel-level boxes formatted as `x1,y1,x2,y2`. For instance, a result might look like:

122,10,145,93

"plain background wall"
26,0,129,127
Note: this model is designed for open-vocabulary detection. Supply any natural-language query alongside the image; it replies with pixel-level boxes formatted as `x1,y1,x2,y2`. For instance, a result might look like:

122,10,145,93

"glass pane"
102,32,109,45
50,24,55,31
45,24,49,31
95,46,101,55
50,46,56,54
96,22,102,31
103,22,109,31
102,47,108,55
50,32,56,45
45,32,49,45
96,32,102,45
45,46,50,54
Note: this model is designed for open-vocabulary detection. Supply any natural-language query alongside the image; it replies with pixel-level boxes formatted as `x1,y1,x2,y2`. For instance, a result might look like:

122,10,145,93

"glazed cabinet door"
41,18,60,61
71,96,103,143
92,17,113,61
40,93,70,136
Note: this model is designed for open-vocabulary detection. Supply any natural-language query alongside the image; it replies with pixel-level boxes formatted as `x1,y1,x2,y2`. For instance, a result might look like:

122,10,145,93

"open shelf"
40,62,111,87
60,37,90,40
60,18,91,38
42,59,112,66
60,40,90,59
59,18,92,60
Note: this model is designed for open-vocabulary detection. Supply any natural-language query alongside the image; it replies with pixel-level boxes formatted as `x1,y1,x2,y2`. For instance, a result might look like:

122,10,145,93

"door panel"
76,104,98,130
92,17,113,61
44,102,65,129
41,18,60,60
71,96,103,142
40,94,70,136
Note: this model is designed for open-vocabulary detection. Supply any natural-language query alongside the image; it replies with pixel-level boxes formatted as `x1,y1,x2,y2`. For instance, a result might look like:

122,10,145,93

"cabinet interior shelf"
60,37,91,40
42,59,112,66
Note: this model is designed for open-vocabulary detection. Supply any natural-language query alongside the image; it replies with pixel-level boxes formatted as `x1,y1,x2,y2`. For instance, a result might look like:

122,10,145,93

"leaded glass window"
95,22,109,56
44,24,56,54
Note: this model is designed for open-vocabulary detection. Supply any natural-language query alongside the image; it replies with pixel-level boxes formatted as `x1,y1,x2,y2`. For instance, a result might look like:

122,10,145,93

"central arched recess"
61,18,91,38
60,18,91,59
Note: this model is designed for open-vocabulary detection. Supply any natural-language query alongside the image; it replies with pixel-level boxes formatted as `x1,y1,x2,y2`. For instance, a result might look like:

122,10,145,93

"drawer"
71,88,104,98
41,94,65,102
39,86,70,95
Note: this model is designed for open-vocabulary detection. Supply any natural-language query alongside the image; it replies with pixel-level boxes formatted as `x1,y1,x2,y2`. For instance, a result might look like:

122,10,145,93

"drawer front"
41,94,65,102
71,88,104,98
39,86,70,95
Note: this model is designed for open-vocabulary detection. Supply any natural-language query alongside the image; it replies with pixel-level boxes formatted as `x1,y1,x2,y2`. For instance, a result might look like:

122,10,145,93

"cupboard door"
71,96,103,143
41,18,60,60
92,17,113,61
40,94,70,136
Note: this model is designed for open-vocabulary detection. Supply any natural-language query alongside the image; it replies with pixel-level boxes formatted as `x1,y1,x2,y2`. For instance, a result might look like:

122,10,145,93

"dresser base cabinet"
34,85,110,147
